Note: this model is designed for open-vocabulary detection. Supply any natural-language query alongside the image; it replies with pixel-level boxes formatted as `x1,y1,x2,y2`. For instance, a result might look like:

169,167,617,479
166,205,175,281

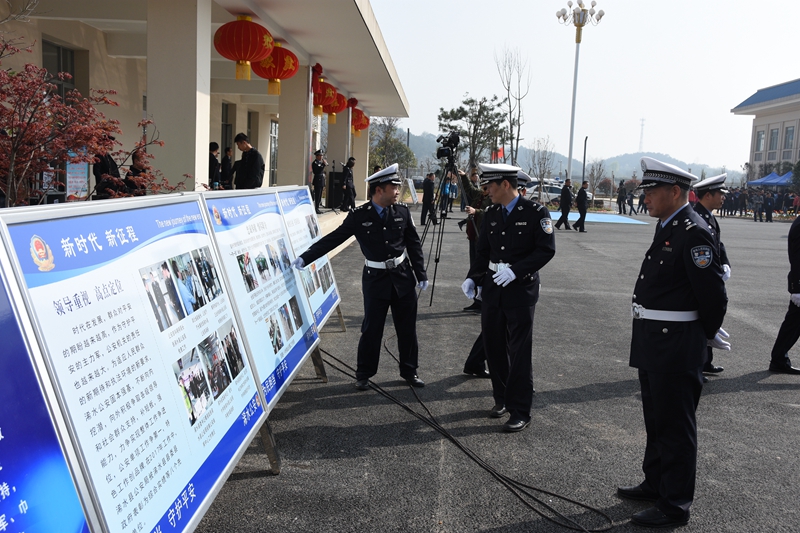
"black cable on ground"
316,343,615,533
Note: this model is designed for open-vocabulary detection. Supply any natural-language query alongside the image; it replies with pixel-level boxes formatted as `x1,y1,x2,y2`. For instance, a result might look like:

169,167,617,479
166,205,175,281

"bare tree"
0,0,37,25
528,136,556,201
586,158,606,203
495,46,530,166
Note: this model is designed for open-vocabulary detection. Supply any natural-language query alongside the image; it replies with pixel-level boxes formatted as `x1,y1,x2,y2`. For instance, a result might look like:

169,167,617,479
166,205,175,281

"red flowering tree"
0,63,122,206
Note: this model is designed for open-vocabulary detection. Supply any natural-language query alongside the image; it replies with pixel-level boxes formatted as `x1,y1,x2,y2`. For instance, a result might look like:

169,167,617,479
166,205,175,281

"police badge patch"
691,245,712,268
540,218,553,234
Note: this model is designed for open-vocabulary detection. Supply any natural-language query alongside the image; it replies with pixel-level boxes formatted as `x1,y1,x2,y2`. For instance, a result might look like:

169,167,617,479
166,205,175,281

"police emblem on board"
540,218,553,234
691,245,712,268
30,234,55,272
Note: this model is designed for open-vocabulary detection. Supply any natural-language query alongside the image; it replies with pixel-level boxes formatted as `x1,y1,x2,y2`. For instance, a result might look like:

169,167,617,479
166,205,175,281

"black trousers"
638,367,703,518
312,179,324,210
555,208,571,229
463,332,486,372
356,283,419,380
574,208,587,231
481,293,537,419
771,301,800,363
341,186,355,211
420,201,437,226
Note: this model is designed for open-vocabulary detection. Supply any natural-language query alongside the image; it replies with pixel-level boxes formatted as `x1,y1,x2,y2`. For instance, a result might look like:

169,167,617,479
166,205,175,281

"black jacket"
560,184,574,211
787,217,800,293
234,148,265,189
422,178,435,207
576,188,588,211
693,202,729,267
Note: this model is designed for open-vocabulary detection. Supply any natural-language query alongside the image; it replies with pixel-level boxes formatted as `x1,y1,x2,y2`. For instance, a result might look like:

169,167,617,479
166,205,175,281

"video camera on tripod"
436,131,460,160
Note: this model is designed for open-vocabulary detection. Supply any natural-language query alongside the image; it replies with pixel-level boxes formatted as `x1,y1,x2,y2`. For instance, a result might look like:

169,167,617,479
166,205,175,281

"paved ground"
196,206,800,533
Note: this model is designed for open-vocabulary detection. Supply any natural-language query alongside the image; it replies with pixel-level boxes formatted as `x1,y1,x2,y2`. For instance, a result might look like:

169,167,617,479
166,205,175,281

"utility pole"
639,118,645,153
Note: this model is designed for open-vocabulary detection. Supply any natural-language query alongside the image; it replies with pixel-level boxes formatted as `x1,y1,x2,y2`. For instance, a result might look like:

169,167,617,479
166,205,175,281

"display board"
0,196,265,533
202,191,319,410
275,187,342,328
0,259,90,533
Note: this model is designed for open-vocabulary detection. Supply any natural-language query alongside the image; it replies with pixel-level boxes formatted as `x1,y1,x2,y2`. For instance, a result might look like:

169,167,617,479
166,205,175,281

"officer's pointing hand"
475,286,482,301
492,268,517,287
417,280,429,291
791,294,800,307
722,264,731,282
708,331,731,351
461,278,476,299
290,257,305,270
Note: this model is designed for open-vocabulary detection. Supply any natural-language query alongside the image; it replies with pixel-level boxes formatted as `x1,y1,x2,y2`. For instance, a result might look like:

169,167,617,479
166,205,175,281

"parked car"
412,176,424,189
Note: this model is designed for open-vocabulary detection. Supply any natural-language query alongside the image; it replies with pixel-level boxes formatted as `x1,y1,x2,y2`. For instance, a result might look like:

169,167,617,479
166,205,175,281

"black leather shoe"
769,361,800,374
403,375,425,387
574,226,578,231
315,210,323,215
630,507,689,528
354,379,370,391
462,301,482,312
579,230,588,233
489,404,507,418
502,417,531,433
703,365,724,374
702,376,709,383
463,368,490,378
617,484,658,501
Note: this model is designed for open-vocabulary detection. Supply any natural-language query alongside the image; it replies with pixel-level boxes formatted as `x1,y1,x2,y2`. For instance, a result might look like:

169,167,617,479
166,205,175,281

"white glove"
475,286,482,301
717,327,730,339
708,332,731,351
291,257,305,270
492,267,517,287
722,264,731,282
461,278,476,299
417,280,429,291
791,294,800,307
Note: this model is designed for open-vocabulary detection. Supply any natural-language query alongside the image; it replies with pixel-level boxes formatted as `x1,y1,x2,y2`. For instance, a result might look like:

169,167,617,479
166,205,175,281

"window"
783,151,793,160
769,129,779,151
755,131,765,152
784,126,795,150
269,120,278,186
754,153,763,161
42,41,75,99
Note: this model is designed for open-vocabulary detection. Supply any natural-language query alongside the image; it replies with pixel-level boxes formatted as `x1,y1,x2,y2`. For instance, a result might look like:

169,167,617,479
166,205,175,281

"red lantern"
354,112,370,137
351,107,364,135
311,63,324,95
214,15,274,80
313,80,337,117
323,93,348,124
252,42,299,95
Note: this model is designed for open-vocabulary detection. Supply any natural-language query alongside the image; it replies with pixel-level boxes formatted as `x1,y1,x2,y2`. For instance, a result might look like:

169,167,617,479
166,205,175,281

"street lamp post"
556,1,604,183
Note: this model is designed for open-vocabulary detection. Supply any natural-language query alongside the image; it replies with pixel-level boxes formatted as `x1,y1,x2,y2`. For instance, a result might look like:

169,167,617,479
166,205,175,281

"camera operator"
461,163,555,432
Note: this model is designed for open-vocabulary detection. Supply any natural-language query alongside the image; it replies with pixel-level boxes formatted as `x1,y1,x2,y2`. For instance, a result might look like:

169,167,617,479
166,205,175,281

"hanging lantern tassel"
268,79,280,95
354,129,361,137
328,113,336,125
236,60,251,80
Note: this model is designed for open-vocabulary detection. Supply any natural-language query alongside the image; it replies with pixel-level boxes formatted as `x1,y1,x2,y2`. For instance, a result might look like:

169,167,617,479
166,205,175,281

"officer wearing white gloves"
291,163,428,389
693,173,732,375
769,215,800,374
463,163,556,433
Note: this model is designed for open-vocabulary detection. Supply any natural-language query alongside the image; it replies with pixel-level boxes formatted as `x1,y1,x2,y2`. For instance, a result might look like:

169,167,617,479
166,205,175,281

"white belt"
488,261,510,272
631,304,699,322
365,250,407,269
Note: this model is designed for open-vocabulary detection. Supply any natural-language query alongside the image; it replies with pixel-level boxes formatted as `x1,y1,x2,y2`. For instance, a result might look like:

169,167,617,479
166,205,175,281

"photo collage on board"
236,236,293,294
305,213,320,240
266,295,304,355
138,246,223,332
300,260,334,299
171,319,247,426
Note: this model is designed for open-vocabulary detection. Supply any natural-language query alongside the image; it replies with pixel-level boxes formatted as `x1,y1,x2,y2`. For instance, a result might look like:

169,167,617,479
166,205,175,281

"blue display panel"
0,269,89,533
275,188,341,328
1,198,264,533
203,191,319,410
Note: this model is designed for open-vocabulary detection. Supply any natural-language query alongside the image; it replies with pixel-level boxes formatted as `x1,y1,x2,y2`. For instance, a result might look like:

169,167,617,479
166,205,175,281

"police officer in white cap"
462,163,556,433
311,149,327,214
291,164,428,389
617,157,728,528
693,173,732,377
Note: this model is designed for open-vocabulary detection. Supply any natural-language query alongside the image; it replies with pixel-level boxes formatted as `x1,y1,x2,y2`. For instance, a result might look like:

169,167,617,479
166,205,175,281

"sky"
370,0,800,172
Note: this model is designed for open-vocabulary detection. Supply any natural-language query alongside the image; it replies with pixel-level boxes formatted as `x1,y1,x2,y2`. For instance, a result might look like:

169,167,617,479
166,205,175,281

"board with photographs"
0,195,265,533
275,187,341,328
202,190,319,411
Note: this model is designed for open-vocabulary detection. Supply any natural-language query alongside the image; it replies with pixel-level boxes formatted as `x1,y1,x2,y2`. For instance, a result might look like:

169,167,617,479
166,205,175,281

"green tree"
368,116,417,174
437,94,506,168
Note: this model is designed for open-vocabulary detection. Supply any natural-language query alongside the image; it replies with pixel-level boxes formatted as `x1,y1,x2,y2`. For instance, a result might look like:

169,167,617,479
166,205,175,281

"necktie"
503,208,509,222
381,208,387,222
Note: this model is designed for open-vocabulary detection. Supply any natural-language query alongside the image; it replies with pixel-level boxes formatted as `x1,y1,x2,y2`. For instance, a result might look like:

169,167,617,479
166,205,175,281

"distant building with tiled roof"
732,79,800,173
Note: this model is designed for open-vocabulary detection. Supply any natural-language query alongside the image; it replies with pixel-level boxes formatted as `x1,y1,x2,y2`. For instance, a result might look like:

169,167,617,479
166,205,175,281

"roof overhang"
731,94,800,116
32,0,408,118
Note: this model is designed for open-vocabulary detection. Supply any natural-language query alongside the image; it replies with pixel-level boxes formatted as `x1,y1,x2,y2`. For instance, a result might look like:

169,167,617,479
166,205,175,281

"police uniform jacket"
312,159,326,185
422,178,435,207
560,185,574,210
693,202,729,266
299,202,426,299
467,197,556,308
576,188,589,211
630,205,727,373
786,217,800,293
343,166,355,189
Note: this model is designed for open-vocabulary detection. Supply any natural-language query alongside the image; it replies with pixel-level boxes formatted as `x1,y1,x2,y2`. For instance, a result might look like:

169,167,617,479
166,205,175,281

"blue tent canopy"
748,172,779,186
748,171,793,186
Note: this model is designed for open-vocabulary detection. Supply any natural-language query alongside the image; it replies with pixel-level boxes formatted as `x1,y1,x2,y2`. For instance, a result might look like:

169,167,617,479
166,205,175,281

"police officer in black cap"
693,173,732,377
462,163,556,433
292,164,428,389
617,157,728,529
768,214,800,375
311,149,326,214
340,156,356,211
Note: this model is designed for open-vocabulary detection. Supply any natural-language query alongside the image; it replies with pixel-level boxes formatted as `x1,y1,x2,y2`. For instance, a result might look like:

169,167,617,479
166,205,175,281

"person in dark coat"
693,174,732,378
340,157,356,211
617,181,627,214
554,178,573,230
292,164,428,389
463,163,556,433
93,139,121,198
574,180,589,232
233,133,264,189
124,150,148,196
617,157,728,529
769,214,800,375
420,173,438,226
311,149,327,214
220,147,233,189
209,142,221,189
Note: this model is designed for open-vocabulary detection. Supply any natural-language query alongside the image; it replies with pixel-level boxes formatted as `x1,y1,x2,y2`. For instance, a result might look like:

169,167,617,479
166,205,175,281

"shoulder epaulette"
683,218,697,230
355,203,370,211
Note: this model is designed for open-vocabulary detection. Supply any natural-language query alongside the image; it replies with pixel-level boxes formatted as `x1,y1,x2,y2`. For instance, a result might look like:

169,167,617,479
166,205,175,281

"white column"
326,108,351,175
276,65,312,186
146,0,211,190
352,124,370,200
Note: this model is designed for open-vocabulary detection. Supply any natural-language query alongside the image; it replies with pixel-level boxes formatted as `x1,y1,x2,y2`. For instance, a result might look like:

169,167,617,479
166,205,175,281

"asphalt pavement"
196,207,800,533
